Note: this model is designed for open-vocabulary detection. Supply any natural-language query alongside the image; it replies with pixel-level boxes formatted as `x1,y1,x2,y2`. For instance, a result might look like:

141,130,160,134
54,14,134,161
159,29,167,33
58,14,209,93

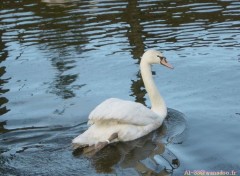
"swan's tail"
72,142,88,150
72,123,117,149
72,131,94,149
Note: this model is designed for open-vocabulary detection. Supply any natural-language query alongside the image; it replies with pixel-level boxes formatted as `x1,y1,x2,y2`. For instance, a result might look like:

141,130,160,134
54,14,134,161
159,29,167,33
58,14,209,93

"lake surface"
1,0,240,175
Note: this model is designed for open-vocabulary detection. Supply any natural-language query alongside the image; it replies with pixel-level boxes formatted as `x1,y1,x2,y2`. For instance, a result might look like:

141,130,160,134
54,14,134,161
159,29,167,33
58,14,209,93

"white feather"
88,98,161,126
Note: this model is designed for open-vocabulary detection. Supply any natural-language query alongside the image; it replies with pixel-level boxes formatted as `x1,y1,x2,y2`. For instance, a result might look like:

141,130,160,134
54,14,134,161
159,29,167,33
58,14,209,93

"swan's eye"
163,57,167,62
157,55,167,62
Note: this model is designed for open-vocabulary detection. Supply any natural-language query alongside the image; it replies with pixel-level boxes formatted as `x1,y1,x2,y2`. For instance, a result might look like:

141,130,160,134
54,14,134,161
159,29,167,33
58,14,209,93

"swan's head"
141,49,173,69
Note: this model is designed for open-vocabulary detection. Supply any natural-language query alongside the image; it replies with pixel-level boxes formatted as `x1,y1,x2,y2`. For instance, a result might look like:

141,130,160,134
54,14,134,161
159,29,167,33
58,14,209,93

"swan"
72,49,173,153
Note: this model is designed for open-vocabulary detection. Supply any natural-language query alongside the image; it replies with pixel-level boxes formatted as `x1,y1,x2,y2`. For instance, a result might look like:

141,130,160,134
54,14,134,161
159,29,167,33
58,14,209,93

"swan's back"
88,98,164,126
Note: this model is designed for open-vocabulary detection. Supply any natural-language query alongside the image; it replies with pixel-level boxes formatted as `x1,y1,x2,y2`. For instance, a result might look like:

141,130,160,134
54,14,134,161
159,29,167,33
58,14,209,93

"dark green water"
1,0,240,175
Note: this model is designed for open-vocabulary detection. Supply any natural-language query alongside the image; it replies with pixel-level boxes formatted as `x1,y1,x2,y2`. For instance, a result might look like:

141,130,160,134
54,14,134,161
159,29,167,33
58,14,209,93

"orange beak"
160,58,174,69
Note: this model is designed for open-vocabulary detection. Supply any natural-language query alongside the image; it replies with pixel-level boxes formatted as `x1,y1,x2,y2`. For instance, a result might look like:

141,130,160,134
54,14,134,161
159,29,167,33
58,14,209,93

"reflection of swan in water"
72,50,174,153
73,108,187,175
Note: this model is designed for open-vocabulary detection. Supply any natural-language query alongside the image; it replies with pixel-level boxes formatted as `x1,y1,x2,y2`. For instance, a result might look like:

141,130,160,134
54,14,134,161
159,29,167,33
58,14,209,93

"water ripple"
1,0,239,51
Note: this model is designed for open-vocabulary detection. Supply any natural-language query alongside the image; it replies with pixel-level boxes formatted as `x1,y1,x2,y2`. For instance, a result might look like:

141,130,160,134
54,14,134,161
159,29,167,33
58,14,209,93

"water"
1,0,240,175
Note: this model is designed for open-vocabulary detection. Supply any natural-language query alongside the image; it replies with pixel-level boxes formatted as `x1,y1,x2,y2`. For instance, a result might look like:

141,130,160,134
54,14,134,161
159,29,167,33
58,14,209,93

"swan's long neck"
140,61,167,118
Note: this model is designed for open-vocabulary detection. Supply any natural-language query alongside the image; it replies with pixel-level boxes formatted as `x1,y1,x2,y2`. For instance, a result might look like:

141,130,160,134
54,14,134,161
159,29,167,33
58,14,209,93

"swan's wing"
88,98,161,126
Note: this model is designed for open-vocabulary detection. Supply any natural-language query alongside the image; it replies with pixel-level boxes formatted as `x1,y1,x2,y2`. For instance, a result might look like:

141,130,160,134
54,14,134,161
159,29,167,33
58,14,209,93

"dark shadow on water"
0,121,8,134
0,30,10,116
73,108,187,175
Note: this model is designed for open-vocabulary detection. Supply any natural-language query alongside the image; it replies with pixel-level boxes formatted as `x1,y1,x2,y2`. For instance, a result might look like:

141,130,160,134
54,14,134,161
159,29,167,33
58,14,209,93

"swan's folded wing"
88,98,161,126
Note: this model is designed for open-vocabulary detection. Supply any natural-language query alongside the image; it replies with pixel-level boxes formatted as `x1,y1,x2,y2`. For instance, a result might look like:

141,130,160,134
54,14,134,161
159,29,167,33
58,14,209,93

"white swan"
72,49,173,153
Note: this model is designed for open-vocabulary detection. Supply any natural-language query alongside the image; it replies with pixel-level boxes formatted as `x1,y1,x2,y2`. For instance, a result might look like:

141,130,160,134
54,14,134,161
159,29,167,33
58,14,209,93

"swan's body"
72,49,173,151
